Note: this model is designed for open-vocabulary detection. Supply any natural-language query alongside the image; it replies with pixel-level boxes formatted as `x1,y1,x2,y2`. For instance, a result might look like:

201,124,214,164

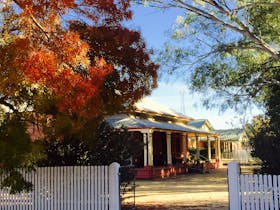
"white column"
224,142,228,153
147,130,154,166
182,133,187,162
195,135,200,161
166,132,172,165
217,137,222,166
215,137,218,160
207,136,211,161
143,132,148,166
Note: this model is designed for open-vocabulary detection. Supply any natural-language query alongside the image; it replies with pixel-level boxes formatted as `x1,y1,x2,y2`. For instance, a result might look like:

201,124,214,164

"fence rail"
0,163,120,210
228,161,280,210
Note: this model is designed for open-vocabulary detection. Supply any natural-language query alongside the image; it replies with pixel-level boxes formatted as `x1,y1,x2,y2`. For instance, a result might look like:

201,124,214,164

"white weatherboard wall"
0,163,120,210
228,161,280,210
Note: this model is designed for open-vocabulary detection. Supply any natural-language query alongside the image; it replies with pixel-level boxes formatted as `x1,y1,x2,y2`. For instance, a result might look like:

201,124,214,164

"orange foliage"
54,32,90,67
22,48,113,117
1,0,130,117
22,49,57,83
14,0,131,24
53,62,113,117
71,23,159,115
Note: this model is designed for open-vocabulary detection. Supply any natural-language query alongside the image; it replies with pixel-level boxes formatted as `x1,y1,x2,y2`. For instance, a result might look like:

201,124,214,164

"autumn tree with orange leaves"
71,22,158,116
1,0,132,117
0,0,158,192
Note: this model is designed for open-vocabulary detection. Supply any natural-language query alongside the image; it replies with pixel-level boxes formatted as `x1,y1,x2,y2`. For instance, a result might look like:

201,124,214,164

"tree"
40,20,158,149
38,121,143,166
1,0,157,132
137,0,280,109
0,0,158,192
0,0,131,189
249,72,280,174
37,121,143,199
70,23,158,115
0,115,43,193
1,0,132,117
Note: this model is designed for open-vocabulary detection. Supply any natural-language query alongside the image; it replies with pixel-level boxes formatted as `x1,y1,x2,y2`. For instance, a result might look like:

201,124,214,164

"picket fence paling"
228,161,280,210
0,163,120,210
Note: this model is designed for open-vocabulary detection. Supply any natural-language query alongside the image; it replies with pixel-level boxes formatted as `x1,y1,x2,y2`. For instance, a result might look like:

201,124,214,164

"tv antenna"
180,90,186,114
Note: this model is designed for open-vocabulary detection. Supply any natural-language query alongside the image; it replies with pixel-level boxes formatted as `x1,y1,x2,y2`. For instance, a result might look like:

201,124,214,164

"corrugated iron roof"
215,129,244,141
188,119,214,131
106,114,214,135
135,98,193,121
188,120,206,128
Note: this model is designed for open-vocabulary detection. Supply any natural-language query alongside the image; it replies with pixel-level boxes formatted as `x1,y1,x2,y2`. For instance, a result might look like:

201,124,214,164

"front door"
153,132,167,166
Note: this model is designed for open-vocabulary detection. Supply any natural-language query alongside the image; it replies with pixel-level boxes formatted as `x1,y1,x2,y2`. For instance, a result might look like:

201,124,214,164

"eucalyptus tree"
137,0,280,109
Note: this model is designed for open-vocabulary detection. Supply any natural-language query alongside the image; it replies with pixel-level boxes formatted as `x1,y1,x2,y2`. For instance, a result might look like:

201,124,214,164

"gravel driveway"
123,166,229,210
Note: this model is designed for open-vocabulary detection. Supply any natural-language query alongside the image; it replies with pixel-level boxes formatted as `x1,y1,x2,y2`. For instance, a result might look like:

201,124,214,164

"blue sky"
125,4,262,129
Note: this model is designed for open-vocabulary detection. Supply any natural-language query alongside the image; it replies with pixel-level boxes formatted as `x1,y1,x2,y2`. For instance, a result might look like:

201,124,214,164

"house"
107,98,221,179
188,120,252,164
187,119,219,162
188,119,214,132
215,129,252,164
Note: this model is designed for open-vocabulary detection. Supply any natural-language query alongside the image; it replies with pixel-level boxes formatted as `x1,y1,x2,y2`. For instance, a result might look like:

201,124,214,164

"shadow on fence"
0,163,121,210
120,165,136,210
228,161,280,210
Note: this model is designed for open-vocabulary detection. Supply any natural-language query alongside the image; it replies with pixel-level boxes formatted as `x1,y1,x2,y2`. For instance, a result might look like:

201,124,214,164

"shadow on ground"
123,167,230,210
122,165,257,209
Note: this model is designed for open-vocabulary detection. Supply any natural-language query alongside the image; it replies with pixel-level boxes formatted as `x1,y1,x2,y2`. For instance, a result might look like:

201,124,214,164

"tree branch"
12,0,50,41
178,0,280,60
217,42,264,52
11,0,91,76
201,0,230,15
139,0,280,61
0,96,18,113
175,0,245,32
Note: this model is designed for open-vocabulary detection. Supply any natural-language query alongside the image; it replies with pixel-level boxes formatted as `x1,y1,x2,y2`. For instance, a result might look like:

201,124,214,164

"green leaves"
249,72,280,174
38,121,143,166
248,3,280,44
0,116,32,168
147,0,280,110
0,115,43,193
0,170,33,194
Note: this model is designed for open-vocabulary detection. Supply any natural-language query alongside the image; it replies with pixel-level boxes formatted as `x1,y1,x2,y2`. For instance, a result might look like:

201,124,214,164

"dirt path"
123,167,229,210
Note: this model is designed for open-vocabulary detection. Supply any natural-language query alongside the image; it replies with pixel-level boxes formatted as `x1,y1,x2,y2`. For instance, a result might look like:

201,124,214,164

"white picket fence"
228,161,280,210
0,162,120,210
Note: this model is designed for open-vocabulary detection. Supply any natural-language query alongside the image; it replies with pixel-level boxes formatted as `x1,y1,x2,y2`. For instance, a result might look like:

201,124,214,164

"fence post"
109,162,120,210
228,161,241,210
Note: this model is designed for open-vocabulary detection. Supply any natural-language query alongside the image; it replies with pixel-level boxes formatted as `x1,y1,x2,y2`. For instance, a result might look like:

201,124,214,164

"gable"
215,129,247,142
